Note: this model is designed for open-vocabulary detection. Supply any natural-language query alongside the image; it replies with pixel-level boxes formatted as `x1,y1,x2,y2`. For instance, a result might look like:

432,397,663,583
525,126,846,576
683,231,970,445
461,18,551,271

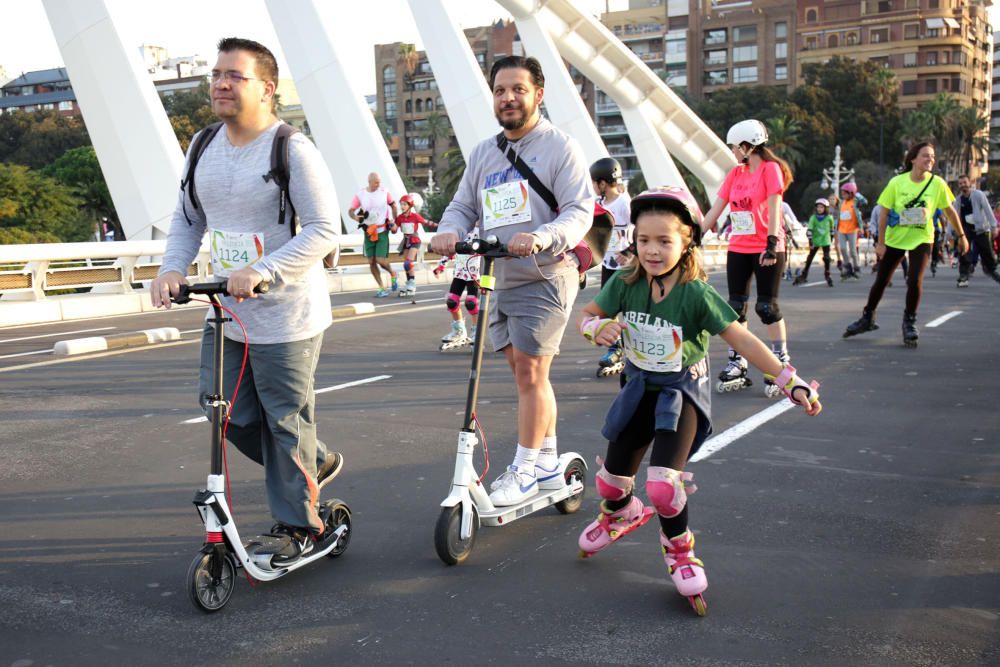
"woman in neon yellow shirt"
843,142,968,346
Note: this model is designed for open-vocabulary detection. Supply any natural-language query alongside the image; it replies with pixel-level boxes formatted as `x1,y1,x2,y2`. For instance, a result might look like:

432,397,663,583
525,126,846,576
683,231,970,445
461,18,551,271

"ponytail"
753,146,794,192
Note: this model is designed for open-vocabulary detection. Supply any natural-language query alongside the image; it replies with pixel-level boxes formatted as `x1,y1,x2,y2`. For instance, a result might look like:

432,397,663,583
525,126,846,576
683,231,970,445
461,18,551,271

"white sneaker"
488,466,538,506
534,460,564,490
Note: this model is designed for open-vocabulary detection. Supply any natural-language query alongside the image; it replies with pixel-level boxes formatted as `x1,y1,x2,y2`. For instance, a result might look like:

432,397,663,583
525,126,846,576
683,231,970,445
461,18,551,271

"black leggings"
865,243,931,316
602,391,699,538
802,245,831,275
726,250,785,323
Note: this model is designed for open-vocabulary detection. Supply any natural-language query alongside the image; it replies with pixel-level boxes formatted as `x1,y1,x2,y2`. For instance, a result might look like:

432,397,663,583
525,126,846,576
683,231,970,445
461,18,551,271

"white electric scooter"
174,282,352,612
434,237,587,565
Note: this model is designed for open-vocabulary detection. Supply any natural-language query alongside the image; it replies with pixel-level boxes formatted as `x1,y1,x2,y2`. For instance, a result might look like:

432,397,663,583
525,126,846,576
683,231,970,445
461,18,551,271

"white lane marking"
690,400,798,462
0,348,55,360
179,375,392,423
374,298,439,308
804,281,827,287
0,326,115,343
315,374,392,395
180,328,204,335
926,311,962,328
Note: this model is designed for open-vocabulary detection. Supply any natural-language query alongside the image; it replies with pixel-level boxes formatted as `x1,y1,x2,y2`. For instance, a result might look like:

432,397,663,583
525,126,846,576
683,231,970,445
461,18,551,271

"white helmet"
815,198,830,207
726,119,768,148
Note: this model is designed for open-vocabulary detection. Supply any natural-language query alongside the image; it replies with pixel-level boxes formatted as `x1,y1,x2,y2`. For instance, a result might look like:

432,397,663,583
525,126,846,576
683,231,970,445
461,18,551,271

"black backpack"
180,121,301,236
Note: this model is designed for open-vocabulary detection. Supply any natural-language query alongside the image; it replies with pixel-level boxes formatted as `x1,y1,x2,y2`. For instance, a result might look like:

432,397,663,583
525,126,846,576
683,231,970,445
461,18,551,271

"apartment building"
0,68,79,116
992,30,1000,162
796,0,993,113
596,1,795,177
374,20,596,189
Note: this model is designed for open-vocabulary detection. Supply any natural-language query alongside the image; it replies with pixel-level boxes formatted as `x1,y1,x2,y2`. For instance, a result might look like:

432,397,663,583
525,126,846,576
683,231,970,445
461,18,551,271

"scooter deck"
478,478,585,526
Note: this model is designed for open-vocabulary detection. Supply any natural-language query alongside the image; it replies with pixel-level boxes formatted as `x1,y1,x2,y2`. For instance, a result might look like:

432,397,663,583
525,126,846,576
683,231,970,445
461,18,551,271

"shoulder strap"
180,122,224,225
904,175,934,209
263,122,301,236
496,133,558,213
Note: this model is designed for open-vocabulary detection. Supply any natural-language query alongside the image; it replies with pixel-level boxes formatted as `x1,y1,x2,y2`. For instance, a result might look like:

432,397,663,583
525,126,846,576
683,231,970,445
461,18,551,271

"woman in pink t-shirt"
701,119,795,398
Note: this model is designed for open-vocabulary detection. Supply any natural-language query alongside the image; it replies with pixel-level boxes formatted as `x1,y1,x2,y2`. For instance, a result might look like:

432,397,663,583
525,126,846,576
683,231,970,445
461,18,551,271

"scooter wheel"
434,503,478,565
554,458,586,515
187,548,236,613
323,500,352,558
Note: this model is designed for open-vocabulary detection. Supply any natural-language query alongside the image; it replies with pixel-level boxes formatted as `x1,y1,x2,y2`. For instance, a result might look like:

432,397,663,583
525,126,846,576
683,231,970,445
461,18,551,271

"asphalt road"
0,264,998,666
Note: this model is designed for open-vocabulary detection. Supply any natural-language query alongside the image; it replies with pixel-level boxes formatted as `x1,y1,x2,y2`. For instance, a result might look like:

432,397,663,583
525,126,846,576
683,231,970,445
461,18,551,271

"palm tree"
423,111,450,168
397,43,418,91
764,116,805,169
439,146,466,200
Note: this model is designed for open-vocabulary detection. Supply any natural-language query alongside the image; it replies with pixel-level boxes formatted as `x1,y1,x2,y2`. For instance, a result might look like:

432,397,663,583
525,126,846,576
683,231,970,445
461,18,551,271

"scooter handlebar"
172,280,270,304
454,235,509,257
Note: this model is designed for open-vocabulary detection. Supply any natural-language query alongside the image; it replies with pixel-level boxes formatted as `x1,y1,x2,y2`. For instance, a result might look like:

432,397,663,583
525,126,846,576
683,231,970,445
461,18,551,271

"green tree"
43,145,122,240
439,145,466,202
160,82,215,152
764,115,805,169
0,109,91,169
793,56,900,167
397,43,418,90
0,162,91,242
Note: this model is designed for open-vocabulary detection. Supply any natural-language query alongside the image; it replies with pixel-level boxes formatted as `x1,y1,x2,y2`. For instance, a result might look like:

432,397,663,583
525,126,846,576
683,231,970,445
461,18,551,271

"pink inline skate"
578,496,655,558
661,529,708,616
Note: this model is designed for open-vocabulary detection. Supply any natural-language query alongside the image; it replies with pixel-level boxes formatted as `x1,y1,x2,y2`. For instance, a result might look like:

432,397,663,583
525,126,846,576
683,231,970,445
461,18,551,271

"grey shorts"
489,272,579,357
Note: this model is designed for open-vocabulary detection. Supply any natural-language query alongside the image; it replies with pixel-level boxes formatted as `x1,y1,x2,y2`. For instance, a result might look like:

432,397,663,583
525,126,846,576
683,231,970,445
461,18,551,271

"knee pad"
596,465,634,502
727,295,749,323
646,466,696,518
755,299,782,324
464,294,480,315
403,259,413,274
446,292,461,313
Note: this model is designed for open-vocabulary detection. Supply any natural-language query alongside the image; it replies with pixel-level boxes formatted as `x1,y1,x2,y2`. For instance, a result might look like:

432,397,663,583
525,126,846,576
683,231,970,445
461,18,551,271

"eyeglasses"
210,71,260,85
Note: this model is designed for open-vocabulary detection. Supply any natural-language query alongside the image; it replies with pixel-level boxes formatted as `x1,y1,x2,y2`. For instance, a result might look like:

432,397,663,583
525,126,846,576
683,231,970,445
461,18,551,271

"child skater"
793,198,835,286
438,230,482,350
396,193,437,296
576,187,822,615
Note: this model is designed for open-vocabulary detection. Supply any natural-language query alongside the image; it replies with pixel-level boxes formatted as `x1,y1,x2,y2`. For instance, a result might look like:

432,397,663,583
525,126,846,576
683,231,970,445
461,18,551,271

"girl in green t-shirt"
843,142,969,347
576,187,822,615
794,198,835,286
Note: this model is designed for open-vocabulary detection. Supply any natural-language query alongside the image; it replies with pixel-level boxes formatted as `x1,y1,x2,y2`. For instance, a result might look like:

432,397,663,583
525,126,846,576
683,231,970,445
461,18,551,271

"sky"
0,0,620,97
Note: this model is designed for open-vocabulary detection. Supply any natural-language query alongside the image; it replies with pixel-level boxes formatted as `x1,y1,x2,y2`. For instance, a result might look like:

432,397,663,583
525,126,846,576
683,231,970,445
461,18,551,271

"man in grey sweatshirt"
432,55,594,507
150,38,342,564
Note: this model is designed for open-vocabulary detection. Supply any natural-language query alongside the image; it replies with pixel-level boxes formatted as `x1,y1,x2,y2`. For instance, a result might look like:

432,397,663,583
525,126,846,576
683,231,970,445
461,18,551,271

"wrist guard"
763,364,820,406
580,315,613,345
762,234,779,261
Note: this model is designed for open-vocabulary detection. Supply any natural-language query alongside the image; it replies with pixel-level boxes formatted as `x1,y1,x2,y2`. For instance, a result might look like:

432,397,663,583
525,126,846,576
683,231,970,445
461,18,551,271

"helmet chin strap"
648,246,692,299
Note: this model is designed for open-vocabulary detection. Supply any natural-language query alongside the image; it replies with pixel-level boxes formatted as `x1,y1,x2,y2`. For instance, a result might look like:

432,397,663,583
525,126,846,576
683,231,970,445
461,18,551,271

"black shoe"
844,310,879,338
317,452,344,491
261,523,315,565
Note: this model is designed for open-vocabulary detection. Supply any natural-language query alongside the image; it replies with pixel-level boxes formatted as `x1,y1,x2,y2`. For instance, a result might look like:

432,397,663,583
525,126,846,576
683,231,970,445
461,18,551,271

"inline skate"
792,271,809,286
439,320,471,351
661,529,707,616
764,351,790,398
715,350,751,393
398,278,416,298
843,308,879,338
902,312,919,348
597,344,624,377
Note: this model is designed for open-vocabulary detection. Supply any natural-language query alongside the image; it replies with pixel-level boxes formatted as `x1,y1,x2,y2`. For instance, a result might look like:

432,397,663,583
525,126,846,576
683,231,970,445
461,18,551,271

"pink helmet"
840,182,858,195
630,185,704,246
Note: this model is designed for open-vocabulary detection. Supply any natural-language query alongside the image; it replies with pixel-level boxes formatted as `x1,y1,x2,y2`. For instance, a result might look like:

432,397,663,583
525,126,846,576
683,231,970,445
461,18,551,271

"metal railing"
0,232,434,301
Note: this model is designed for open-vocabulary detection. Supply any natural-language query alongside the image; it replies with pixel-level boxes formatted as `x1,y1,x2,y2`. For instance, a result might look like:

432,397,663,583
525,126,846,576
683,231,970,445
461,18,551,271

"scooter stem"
208,294,228,476
461,254,495,432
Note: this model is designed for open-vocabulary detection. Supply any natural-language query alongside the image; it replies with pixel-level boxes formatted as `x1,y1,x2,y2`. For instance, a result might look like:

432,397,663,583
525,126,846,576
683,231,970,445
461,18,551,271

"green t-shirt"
594,272,738,370
807,214,834,247
877,172,955,250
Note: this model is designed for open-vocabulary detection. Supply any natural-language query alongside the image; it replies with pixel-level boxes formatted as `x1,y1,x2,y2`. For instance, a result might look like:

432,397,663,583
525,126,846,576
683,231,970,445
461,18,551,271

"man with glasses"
151,37,343,564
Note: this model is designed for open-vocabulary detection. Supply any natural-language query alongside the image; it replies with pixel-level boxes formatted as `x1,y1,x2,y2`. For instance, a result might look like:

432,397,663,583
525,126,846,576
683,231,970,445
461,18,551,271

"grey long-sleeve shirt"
159,121,339,343
437,117,594,289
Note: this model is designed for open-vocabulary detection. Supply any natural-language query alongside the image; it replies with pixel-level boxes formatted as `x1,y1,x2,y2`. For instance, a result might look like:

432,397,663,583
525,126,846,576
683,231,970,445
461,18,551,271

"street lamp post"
820,144,855,197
